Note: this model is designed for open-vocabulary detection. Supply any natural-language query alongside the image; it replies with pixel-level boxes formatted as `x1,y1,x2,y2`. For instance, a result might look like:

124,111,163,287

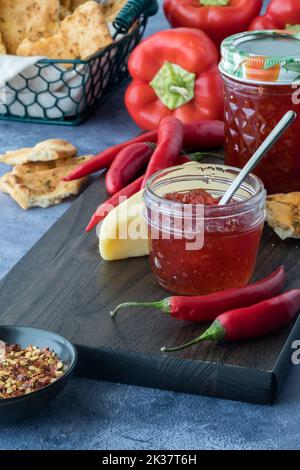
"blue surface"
1,0,300,451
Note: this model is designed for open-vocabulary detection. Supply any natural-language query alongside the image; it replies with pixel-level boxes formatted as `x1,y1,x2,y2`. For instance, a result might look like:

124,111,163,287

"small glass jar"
220,30,300,194
143,163,266,296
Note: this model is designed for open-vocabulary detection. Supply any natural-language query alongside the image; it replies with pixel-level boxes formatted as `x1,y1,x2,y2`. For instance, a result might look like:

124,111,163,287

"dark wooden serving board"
1,178,300,405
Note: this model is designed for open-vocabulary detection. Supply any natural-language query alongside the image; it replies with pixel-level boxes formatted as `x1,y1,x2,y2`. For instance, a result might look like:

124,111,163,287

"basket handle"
113,0,159,34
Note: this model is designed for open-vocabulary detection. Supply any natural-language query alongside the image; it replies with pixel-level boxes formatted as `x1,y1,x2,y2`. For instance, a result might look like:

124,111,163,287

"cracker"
0,139,77,166
0,33,6,55
17,1,112,60
70,0,89,11
0,0,60,54
0,167,87,210
103,0,127,23
59,5,71,20
61,0,72,9
12,155,93,176
266,192,300,240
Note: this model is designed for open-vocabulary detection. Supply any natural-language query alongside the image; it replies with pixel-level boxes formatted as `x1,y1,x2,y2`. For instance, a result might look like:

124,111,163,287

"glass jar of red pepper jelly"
220,30,300,194
143,163,266,296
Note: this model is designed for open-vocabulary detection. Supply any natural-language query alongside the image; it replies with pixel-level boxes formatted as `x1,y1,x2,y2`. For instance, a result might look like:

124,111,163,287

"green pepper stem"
161,320,225,353
150,62,196,110
169,85,190,100
286,24,300,32
111,299,171,318
200,0,229,6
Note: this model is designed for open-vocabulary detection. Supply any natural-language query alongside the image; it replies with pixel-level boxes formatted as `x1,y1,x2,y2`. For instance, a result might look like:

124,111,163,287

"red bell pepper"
125,28,224,131
249,0,300,31
163,0,263,48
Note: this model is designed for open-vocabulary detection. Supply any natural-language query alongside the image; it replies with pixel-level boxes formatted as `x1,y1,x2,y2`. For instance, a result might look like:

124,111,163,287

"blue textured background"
1,0,300,451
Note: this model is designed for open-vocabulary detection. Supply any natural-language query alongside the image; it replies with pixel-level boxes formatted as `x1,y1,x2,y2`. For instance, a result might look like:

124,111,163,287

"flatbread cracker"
0,33,6,55
59,5,71,20
0,167,87,210
103,0,127,23
70,0,89,11
12,155,93,176
17,1,112,60
61,0,72,9
0,139,77,166
266,192,300,240
0,0,60,54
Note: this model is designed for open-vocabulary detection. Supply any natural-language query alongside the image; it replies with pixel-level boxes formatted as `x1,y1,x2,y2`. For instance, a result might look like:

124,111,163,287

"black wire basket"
0,0,158,126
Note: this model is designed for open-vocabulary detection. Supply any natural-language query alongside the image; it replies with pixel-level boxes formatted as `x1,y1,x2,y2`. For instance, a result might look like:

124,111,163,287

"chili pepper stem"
161,320,225,353
110,299,171,318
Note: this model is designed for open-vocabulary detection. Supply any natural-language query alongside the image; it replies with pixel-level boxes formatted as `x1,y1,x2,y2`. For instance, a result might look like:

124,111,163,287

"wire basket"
0,0,158,126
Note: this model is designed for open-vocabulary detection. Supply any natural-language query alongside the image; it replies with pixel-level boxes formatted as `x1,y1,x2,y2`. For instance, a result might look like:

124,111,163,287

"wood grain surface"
0,177,300,404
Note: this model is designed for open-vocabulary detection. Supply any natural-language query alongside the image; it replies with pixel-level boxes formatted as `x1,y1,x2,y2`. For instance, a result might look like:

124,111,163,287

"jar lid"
220,30,300,85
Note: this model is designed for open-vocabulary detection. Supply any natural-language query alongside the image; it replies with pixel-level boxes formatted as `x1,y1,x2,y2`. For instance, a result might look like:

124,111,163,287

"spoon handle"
219,110,297,206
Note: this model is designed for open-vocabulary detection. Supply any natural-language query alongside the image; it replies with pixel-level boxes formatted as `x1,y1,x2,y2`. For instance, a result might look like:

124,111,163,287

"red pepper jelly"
220,31,300,194
165,188,220,205
143,163,266,296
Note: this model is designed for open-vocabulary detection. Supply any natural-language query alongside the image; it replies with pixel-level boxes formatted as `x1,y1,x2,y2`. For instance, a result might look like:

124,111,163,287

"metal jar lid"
219,30,300,85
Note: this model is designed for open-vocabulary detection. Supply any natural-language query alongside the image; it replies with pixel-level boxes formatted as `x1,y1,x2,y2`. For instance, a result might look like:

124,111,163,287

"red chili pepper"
111,266,286,321
141,116,184,188
64,132,157,182
85,175,144,232
105,142,155,195
183,120,224,150
162,289,300,352
64,120,224,181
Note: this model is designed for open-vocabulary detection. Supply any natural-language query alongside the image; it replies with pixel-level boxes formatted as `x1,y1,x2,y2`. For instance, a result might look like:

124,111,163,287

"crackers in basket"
17,1,112,61
0,138,94,209
0,1,130,60
0,0,60,54
0,33,7,55
266,193,300,240
103,0,128,23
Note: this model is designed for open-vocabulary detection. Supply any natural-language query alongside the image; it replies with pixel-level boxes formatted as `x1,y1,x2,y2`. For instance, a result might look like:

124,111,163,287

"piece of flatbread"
70,0,89,11
61,0,72,9
12,155,93,176
0,0,60,54
59,5,71,20
17,1,112,60
266,193,300,240
0,139,77,166
103,0,127,23
0,33,6,55
0,167,87,210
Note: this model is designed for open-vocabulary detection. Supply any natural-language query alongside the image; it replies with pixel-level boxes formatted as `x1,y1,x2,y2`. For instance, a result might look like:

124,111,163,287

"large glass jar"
143,163,266,296
220,30,300,194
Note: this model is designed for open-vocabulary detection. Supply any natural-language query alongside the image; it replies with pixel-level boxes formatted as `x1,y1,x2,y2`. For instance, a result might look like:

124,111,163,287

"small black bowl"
0,325,77,424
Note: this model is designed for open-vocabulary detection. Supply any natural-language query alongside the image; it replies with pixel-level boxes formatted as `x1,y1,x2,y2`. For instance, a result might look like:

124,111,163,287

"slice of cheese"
99,190,149,261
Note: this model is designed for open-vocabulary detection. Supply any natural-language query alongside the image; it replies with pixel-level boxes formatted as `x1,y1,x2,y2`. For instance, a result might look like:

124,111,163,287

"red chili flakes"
0,343,65,399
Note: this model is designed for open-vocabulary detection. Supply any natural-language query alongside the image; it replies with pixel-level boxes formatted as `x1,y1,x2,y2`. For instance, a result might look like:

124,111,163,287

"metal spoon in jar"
219,110,297,206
